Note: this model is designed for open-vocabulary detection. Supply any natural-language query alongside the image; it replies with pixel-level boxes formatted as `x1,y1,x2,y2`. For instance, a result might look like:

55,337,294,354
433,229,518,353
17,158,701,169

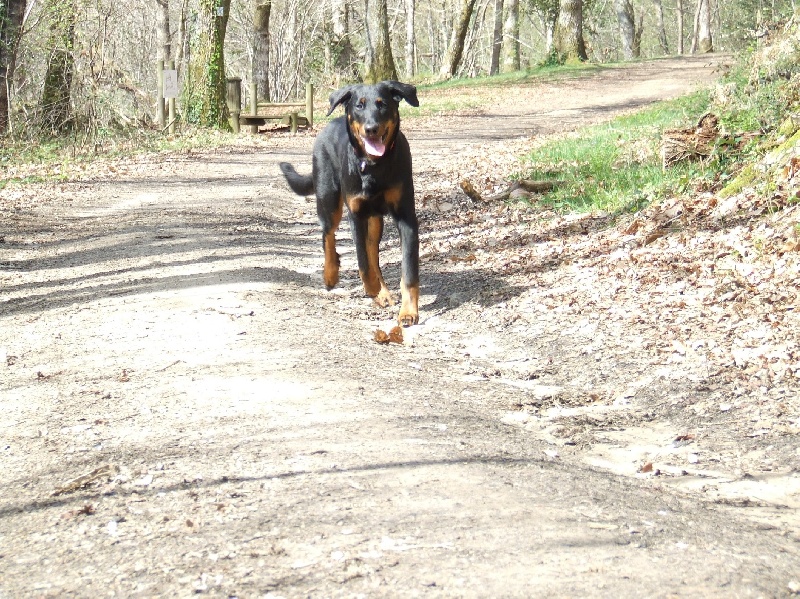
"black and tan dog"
279,81,420,326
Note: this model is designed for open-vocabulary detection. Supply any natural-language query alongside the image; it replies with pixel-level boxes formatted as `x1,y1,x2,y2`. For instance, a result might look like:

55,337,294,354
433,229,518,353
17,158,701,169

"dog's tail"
279,162,315,196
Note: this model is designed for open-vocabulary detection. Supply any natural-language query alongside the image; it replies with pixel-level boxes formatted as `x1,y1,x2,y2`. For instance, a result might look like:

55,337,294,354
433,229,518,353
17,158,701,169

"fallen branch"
462,178,562,203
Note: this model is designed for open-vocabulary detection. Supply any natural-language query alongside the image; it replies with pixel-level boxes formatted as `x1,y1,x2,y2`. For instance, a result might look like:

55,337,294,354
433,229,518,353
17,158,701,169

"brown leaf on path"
373,329,390,344
638,463,654,473
389,326,404,344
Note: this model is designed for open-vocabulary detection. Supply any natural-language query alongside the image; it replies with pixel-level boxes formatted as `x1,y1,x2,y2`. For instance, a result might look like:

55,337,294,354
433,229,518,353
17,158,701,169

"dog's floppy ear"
327,86,354,116
385,81,419,108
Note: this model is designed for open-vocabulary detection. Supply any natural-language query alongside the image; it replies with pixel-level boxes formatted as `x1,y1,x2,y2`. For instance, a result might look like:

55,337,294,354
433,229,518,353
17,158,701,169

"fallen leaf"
373,329,390,344
389,326,404,344
639,462,654,473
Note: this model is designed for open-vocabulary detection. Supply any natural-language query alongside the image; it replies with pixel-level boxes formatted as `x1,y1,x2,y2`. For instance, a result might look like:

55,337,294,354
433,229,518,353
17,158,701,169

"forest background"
0,0,794,138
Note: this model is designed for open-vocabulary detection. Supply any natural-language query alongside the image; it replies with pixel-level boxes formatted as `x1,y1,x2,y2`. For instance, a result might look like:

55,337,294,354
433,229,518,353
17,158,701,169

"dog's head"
327,81,419,160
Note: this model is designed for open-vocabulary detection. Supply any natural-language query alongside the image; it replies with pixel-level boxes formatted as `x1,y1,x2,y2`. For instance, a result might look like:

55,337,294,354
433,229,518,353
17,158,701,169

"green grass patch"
520,90,717,213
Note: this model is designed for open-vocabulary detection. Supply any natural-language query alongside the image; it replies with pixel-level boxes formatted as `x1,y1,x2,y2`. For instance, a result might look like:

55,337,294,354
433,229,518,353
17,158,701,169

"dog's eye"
355,98,366,110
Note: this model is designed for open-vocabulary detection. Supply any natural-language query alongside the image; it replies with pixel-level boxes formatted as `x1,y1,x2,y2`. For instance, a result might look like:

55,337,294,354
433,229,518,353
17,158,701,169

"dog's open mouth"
362,134,387,158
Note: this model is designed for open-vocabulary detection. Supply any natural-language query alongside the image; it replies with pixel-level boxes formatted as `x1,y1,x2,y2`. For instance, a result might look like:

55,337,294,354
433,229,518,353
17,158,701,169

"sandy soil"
2,55,800,597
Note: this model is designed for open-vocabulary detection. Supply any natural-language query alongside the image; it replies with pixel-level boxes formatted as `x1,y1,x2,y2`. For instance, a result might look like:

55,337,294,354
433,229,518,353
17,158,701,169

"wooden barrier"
230,82,314,133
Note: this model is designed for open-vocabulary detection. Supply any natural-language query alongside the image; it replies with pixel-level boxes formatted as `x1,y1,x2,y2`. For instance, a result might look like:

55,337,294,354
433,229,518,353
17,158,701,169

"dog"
279,81,420,326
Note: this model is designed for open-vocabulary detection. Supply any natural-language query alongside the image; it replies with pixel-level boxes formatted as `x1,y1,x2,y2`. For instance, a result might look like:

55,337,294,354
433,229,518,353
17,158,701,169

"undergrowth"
521,26,800,215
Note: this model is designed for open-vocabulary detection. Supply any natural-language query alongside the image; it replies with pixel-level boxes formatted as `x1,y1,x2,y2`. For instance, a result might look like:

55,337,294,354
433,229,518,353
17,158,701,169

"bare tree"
155,0,171,62
41,0,77,132
653,0,669,55
613,0,637,60
365,0,397,82
502,0,519,71
553,0,586,63
187,0,232,127
254,0,271,101
677,0,684,54
439,0,478,77
489,0,503,75
697,0,713,53
405,0,416,77
0,0,26,133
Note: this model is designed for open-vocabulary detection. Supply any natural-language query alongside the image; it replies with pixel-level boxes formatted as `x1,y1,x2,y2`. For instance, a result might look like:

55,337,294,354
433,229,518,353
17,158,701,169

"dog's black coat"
280,80,420,326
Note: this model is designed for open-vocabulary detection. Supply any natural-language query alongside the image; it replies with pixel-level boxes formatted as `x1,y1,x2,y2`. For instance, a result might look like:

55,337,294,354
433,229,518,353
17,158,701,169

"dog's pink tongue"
363,137,386,157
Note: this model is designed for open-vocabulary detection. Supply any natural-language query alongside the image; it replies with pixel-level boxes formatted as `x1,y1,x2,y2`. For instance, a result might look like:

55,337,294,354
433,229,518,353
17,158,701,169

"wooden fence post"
156,60,165,128
306,83,314,128
167,60,176,135
226,77,242,133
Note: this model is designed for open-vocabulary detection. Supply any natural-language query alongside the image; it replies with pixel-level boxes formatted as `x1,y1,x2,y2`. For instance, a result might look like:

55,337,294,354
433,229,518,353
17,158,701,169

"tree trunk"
677,0,684,54
653,0,669,55
405,0,416,77
439,0,478,78
155,0,172,62
0,0,26,134
332,0,357,81
41,0,77,132
253,1,271,102
364,0,397,82
697,0,713,53
501,0,519,72
553,0,587,63
613,0,636,60
690,0,702,53
489,0,503,75
187,0,232,128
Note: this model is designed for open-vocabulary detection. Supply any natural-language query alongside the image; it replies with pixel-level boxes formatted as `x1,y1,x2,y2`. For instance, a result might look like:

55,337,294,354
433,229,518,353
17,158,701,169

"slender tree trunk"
489,0,503,75
405,0,416,77
0,0,26,133
677,0,684,54
187,0,232,128
254,1,271,102
155,0,172,62
653,0,669,55
332,0,357,81
690,0,702,53
553,0,586,63
613,0,636,60
501,0,519,72
697,0,713,53
439,0,478,77
364,0,397,82
41,0,77,132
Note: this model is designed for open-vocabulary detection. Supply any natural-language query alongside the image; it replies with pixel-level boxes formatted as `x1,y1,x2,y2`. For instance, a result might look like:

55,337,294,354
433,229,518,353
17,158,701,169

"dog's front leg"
350,212,394,307
396,213,419,326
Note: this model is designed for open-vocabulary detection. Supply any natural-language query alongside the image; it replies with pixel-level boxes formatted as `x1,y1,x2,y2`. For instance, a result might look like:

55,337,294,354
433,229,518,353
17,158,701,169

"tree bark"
690,0,702,53
553,0,587,63
489,0,503,75
501,0,519,72
677,0,684,54
253,1,271,102
613,0,636,60
405,0,416,77
41,0,77,132
697,0,713,53
187,0,232,128
653,0,669,55
439,0,478,78
364,0,397,82
155,0,172,62
0,0,26,134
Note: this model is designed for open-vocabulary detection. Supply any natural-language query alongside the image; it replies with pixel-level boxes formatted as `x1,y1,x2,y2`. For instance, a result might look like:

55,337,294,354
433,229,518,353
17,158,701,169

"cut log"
662,112,719,169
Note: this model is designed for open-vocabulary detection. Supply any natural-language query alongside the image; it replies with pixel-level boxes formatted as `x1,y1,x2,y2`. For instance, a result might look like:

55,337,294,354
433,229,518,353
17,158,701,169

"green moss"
719,164,758,198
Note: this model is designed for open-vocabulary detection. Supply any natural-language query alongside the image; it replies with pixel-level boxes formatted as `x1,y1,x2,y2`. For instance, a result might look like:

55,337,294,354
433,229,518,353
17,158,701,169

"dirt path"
3,56,800,597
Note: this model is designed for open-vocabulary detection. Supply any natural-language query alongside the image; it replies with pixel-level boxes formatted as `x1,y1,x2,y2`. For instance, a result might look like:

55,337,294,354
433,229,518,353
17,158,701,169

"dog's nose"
364,124,379,136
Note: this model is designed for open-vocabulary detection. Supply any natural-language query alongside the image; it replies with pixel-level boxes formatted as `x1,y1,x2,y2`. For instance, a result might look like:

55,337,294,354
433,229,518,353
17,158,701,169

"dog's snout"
364,123,379,136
